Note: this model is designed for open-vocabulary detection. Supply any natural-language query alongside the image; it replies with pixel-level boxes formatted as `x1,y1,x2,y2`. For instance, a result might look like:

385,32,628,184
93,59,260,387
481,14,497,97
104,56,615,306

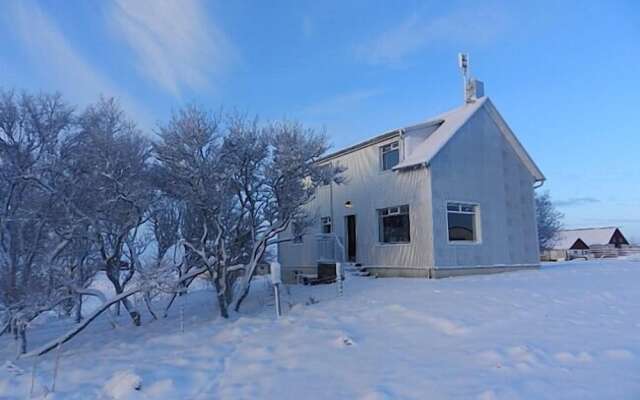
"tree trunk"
144,293,157,320
214,273,229,319
23,287,142,358
12,318,18,340
163,267,207,318
17,322,27,356
121,297,141,326
74,294,83,323
107,271,140,326
0,320,9,337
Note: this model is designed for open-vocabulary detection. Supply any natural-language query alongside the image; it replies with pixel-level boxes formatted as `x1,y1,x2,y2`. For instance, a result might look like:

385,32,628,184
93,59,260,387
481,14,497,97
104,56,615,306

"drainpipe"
399,129,406,161
329,165,336,260
329,165,334,227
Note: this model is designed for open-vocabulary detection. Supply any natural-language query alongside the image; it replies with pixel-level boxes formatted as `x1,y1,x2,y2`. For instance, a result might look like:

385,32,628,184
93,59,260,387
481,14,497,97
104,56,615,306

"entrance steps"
343,262,371,277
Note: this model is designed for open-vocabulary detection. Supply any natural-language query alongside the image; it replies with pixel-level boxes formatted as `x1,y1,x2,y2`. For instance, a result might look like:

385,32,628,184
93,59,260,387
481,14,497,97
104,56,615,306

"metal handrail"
315,233,346,263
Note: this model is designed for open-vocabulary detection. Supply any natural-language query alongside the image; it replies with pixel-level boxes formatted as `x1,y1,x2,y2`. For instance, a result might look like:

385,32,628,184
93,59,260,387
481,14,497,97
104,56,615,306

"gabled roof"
319,97,544,182
393,97,486,171
393,97,545,182
552,227,624,250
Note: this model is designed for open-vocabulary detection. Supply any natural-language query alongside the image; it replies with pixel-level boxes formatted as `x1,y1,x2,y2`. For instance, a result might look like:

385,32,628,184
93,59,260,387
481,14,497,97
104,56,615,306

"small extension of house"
278,76,545,283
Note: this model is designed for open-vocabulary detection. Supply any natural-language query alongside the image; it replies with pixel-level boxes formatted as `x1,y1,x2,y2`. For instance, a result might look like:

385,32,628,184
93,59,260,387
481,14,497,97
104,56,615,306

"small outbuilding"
543,227,630,261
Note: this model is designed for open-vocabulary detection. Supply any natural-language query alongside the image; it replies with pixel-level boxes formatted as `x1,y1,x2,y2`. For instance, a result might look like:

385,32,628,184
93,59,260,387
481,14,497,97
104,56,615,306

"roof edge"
393,97,488,171
483,99,545,182
318,129,400,164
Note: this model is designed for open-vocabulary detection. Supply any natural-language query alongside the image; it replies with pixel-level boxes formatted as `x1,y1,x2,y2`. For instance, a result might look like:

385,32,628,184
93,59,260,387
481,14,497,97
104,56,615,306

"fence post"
270,262,282,318
336,262,343,297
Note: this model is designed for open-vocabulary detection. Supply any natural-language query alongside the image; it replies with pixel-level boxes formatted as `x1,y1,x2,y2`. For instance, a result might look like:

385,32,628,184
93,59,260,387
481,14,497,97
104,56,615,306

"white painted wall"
278,102,540,275
278,133,434,271
429,106,540,268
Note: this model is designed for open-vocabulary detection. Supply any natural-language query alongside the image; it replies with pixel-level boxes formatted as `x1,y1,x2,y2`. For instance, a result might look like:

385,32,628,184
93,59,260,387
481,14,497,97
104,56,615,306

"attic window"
447,202,480,243
380,141,400,171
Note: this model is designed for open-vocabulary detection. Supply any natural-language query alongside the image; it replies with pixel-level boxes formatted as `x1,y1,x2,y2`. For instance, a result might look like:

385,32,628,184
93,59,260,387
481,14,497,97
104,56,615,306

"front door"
345,215,357,262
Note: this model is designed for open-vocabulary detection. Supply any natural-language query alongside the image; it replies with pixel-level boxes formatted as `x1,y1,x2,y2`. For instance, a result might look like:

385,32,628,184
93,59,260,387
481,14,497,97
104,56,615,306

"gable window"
378,205,410,243
380,141,400,171
320,216,332,234
447,202,480,242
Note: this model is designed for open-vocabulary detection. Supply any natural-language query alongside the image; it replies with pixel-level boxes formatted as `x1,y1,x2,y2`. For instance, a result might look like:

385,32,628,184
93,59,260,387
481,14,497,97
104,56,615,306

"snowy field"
1,259,640,399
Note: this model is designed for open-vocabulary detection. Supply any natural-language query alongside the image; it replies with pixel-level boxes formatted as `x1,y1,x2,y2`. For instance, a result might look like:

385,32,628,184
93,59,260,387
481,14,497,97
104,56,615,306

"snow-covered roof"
319,97,544,182
394,98,544,182
553,227,621,249
393,98,486,171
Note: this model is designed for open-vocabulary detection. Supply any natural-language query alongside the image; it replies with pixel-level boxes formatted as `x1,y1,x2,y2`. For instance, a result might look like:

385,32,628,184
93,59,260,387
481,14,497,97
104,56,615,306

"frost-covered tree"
230,119,344,311
0,90,75,354
56,97,154,326
153,107,343,317
535,191,563,250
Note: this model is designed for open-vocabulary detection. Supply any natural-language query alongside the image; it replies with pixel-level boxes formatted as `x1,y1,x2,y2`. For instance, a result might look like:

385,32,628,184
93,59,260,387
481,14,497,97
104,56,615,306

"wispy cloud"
3,1,153,129
301,89,382,116
555,197,601,207
109,0,234,97
357,4,508,66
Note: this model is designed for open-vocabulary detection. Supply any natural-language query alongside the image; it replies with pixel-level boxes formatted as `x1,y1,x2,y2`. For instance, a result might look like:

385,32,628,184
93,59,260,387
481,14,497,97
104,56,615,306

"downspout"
399,129,406,161
329,165,334,228
329,164,336,260
533,180,544,189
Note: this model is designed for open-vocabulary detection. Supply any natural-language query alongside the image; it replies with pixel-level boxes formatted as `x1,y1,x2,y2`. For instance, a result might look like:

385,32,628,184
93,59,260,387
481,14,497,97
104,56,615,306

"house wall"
429,106,540,268
278,135,434,278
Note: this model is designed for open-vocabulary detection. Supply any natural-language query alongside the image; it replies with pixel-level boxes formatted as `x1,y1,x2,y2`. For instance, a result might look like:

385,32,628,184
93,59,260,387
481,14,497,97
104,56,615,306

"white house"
278,83,545,282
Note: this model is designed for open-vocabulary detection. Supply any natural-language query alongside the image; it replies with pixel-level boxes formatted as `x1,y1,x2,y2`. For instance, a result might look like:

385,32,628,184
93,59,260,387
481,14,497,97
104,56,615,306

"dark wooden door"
345,215,356,262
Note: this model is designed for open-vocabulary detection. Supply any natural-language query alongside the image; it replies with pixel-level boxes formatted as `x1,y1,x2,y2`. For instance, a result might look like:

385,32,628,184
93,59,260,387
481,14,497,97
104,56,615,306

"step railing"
315,233,346,263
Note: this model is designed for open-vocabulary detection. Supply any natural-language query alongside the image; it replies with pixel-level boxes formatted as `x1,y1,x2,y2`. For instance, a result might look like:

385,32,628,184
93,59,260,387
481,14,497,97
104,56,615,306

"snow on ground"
1,259,640,399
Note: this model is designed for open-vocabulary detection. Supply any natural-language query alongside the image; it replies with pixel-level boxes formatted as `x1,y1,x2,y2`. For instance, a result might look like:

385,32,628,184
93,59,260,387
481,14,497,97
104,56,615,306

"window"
447,202,480,242
292,218,305,243
320,216,332,234
378,205,410,243
380,141,400,171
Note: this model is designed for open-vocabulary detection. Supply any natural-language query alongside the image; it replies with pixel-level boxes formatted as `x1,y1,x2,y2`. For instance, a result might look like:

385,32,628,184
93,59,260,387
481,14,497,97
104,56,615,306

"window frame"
320,216,332,234
291,218,305,244
446,201,481,245
380,141,400,171
377,204,411,244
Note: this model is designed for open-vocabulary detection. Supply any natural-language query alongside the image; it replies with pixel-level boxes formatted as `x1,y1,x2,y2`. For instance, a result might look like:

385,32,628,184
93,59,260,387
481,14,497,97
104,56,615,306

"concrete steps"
343,262,371,277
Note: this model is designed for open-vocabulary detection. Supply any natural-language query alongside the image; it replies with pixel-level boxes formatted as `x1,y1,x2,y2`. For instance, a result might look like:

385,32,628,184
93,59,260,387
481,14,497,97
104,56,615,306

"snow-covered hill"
2,259,639,399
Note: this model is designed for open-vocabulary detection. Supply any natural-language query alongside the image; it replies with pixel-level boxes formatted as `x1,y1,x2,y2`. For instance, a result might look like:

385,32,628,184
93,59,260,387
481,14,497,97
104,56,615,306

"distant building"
542,227,630,261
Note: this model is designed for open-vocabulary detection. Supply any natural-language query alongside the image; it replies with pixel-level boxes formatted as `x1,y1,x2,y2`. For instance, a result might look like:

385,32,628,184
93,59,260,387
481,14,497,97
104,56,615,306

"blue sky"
1,0,639,240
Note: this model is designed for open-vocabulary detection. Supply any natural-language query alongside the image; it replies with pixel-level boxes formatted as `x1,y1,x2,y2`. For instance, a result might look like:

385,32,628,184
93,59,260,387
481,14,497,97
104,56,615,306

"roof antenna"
458,53,471,103
458,53,484,104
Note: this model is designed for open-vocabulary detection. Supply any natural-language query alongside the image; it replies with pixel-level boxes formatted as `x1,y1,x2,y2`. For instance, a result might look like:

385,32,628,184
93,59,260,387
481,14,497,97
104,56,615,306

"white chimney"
466,79,485,102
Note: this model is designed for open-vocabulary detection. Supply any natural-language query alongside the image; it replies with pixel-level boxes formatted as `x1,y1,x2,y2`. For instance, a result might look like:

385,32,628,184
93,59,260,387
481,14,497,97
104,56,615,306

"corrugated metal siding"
430,107,539,268
278,136,434,270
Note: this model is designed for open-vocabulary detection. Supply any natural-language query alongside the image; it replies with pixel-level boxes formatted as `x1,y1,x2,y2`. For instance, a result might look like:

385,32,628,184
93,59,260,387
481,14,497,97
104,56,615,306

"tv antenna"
458,53,470,103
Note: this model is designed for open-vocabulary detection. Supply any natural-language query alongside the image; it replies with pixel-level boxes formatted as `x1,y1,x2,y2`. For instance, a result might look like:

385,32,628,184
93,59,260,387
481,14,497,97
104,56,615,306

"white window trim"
320,216,332,234
379,140,401,172
446,200,482,245
377,204,411,244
